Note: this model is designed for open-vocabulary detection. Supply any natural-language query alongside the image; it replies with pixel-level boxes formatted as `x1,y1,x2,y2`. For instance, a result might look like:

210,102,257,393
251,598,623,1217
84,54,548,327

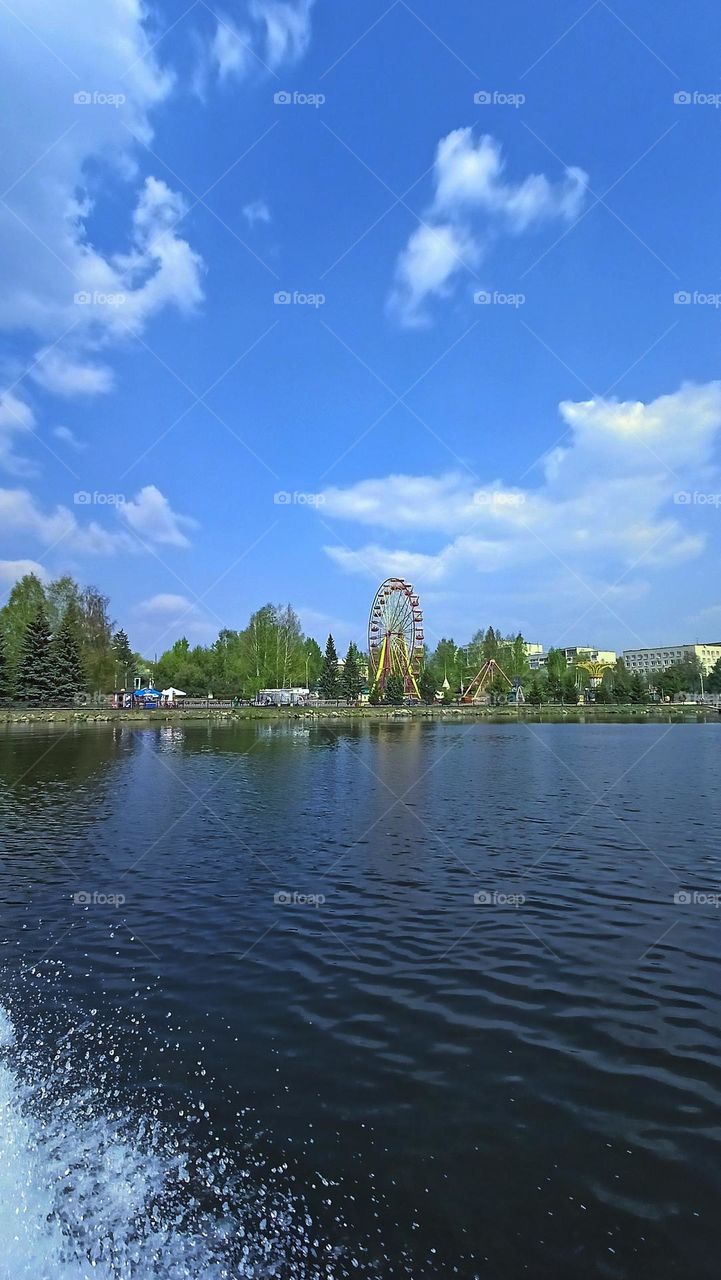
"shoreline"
1,703,718,726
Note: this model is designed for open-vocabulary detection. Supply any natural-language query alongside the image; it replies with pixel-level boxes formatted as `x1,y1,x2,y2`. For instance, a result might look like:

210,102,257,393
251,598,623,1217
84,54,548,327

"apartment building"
622,643,721,677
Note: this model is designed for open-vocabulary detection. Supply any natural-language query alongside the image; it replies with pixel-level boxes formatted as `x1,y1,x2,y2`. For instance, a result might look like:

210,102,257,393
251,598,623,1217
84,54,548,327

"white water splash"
0,1000,355,1280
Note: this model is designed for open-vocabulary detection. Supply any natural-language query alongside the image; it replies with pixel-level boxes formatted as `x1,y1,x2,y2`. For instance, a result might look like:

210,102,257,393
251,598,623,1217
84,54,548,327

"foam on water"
0,989,365,1280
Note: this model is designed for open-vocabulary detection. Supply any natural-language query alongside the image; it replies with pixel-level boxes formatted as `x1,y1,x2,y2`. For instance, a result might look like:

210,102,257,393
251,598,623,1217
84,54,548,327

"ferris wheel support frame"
367,577,424,699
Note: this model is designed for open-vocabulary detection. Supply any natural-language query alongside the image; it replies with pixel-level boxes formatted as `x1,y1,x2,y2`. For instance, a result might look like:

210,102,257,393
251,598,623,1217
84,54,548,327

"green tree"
80,586,114,692
319,634,341,699
526,676,543,706
50,608,85,702
561,671,579,704
656,657,702,700
545,648,567,701
112,628,133,677
302,637,323,691
384,673,405,705
341,642,363,701
628,672,648,704
707,657,721,693
0,627,10,700
46,575,82,634
17,603,54,703
611,659,632,704
418,666,438,704
0,572,47,693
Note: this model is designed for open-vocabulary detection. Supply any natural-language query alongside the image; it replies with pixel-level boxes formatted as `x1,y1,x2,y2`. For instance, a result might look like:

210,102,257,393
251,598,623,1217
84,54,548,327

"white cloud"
0,558,49,587
0,390,37,474
53,425,84,449
433,130,587,230
0,487,132,554
320,382,721,587
119,484,198,548
137,592,197,617
242,198,271,226
0,483,197,556
31,350,114,397
207,0,314,82
388,223,480,329
134,591,217,648
0,0,203,416
389,128,588,326
252,0,314,67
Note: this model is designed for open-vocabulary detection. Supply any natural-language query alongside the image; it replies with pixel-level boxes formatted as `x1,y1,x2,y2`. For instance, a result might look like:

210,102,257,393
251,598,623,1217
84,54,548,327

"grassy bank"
1,703,717,726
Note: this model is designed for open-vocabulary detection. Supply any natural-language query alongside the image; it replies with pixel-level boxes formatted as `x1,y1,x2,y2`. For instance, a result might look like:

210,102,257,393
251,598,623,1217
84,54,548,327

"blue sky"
1,0,721,659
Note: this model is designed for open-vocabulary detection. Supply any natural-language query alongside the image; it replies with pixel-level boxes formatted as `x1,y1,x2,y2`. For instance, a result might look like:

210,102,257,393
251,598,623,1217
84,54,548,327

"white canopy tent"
160,687,187,703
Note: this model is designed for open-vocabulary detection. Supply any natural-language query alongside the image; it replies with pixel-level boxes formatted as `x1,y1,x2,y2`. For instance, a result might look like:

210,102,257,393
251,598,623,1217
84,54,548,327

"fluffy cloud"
137,592,197,617
119,484,198,548
321,382,721,585
30,350,115,398
0,0,203,466
388,128,588,326
0,559,49,588
0,483,196,557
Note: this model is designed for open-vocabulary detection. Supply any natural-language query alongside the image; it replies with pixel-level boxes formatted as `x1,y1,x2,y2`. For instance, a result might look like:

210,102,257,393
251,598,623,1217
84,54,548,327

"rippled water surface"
1,718,721,1279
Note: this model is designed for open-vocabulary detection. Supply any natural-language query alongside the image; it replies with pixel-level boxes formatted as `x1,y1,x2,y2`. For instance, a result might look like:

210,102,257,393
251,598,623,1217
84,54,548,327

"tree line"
3,572,718,705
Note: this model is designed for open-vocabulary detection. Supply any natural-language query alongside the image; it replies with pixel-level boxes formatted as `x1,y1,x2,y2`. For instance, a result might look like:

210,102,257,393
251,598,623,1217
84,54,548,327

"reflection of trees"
0,727,125,872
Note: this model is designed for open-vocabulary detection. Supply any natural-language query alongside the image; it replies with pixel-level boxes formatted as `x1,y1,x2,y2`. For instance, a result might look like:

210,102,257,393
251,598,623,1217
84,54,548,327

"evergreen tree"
384,673,405,705
418,666,438,704
0,627,10,700
51,608,85,702
561,671,579,704
611,659,632,704
628,672,648,704
319,634,341,699
526,676,543,706
112,628,133,667
17,604,54,704
341,642,363,702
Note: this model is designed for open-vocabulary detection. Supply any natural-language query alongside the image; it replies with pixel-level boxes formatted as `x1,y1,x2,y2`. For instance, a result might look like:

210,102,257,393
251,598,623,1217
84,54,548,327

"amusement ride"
368,578,424,698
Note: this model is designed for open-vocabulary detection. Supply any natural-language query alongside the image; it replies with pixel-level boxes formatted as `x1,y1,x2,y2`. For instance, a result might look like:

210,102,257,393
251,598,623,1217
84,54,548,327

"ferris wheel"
367,577,424,698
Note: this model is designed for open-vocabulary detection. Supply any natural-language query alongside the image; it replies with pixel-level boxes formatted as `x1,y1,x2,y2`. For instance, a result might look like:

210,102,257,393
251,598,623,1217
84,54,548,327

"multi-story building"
622,643,721,677
528,645,617,671
523,642,544,659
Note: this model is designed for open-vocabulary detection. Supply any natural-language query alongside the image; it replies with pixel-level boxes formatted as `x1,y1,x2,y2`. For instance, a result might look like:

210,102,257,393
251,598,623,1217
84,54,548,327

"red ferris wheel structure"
367,577,424,698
